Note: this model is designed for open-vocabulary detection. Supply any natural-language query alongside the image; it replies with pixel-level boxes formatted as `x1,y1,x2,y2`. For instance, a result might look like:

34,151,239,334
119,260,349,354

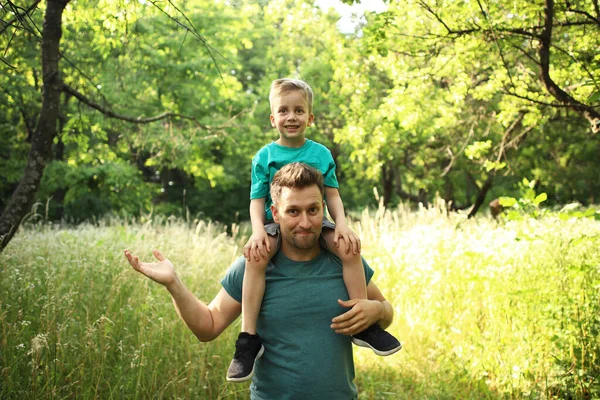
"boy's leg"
241,255,269,335
322,226,402,357
227,233,278,382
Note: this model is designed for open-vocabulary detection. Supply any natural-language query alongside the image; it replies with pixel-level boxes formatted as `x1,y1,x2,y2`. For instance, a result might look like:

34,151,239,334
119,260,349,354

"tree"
333,0,600,214
414,0,600,133
0,0,252,251
0,0,69,251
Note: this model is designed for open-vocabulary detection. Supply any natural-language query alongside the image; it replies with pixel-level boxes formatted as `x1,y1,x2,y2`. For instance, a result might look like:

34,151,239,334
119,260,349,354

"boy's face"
270,90,314,146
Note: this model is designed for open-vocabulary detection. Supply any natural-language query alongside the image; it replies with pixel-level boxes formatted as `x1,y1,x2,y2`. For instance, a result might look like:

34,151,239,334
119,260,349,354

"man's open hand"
124,249,176,286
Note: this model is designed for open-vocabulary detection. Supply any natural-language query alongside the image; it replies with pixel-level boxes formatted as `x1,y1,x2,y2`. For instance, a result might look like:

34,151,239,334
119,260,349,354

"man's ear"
271,204,280,223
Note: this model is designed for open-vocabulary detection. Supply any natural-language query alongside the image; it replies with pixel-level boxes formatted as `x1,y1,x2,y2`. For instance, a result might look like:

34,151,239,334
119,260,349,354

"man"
124,162,401,399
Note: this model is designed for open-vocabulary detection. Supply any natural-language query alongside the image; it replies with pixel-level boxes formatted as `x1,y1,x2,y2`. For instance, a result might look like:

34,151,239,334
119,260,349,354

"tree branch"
494,111,525,163
476,0,516,89
440,121,475,177
62,82,211,127
539,0,600,133
507,42,540,65
61,83,246,137
0,54,16,69
502,90,577,107
147,0,231,93
417,0,455,34
0,0,41,36
565,5,600,26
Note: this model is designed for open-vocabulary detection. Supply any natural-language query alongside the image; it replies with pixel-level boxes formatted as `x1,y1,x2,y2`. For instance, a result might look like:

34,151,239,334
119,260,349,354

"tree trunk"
0,0,69,252
382,162,394,207
467,172,495,218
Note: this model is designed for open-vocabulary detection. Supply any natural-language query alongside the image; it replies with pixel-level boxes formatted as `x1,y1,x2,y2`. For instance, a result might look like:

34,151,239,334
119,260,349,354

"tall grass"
1,205,599,399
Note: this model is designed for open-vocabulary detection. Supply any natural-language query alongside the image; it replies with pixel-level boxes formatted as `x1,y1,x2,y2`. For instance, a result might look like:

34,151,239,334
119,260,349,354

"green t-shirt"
221,251,374,400
250,139,339,221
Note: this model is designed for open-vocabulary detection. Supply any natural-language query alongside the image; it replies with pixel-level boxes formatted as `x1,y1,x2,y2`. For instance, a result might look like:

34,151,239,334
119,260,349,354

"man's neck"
279,243,321,262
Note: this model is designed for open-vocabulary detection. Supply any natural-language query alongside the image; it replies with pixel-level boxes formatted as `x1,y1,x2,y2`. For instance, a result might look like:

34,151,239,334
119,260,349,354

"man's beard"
291,231,318,250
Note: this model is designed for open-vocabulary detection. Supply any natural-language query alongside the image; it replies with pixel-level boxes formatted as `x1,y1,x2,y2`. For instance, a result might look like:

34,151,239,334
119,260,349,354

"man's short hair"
269,78,314,115
270,162,324,205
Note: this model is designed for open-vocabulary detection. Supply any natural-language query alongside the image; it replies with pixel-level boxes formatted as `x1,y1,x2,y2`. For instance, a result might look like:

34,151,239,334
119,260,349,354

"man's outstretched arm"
124,249,241,342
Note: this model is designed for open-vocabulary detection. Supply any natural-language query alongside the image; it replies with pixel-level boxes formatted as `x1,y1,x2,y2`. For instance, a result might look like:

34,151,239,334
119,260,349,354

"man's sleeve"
362,256,375,284
220,256,246,303
250,150,270,200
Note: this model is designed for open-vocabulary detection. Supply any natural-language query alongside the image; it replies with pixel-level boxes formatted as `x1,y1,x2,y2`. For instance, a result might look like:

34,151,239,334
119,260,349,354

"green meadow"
1,205,599,399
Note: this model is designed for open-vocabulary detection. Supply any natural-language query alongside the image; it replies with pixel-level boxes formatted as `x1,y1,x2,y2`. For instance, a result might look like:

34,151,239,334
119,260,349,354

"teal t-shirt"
250,139,339,221
221,251,374,400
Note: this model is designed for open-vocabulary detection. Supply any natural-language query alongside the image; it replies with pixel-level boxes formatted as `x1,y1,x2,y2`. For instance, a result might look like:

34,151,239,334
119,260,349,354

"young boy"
226,79,402,382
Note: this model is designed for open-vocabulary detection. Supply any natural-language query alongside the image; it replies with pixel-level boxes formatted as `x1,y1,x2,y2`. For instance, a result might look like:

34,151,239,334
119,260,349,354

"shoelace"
234,343,252,359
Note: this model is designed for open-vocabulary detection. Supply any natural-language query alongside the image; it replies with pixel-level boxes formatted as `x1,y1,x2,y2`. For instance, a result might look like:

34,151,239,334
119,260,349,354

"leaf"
499,196,517,208
534,192,547,206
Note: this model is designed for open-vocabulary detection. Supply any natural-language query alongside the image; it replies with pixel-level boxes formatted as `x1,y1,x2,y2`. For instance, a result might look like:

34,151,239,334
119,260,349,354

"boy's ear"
307,113,314,126
270,114,276,127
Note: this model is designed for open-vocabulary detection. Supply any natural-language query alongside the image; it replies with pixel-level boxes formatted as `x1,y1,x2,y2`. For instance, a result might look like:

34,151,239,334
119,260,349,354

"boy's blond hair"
269,78,314,115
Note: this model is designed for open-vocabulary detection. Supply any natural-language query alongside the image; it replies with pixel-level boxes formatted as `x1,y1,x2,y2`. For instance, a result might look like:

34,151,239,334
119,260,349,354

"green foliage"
2,209,600,398
38,161,156,221
2,0,599,223
557,203,600,221
498,178,548,219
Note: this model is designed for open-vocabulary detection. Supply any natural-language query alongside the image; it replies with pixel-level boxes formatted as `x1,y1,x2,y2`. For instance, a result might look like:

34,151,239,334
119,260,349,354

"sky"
313,0,388,33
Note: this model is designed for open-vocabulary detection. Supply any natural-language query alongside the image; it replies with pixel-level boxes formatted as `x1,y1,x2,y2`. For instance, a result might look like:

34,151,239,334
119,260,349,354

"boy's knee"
246,257,269,271
335,239,360,262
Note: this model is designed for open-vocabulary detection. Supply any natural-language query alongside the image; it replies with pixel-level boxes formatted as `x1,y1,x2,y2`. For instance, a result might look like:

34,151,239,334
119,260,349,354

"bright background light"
314,0,387,33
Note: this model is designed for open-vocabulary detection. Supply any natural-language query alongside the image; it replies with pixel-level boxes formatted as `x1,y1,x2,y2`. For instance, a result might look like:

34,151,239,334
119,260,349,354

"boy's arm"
324,186,361,254
249,197,267,231
244,198,271,261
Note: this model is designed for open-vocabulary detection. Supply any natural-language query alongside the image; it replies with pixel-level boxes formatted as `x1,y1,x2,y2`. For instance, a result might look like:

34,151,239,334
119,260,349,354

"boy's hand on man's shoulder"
333,224,361,255
243,229,271,261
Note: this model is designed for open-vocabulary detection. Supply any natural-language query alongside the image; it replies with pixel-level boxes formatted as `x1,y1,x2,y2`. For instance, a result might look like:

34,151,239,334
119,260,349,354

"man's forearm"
377,300,394,330
167,277,217,342
366,282,394,330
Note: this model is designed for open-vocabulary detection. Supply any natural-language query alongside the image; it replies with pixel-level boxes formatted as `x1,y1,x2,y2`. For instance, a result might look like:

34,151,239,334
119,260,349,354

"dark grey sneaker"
352,324,402,356
226,332,265,382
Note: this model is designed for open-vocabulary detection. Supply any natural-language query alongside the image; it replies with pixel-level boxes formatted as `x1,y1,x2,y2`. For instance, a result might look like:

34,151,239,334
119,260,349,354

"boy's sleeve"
323,149,339,189
250,150,270,200
220,256,246,303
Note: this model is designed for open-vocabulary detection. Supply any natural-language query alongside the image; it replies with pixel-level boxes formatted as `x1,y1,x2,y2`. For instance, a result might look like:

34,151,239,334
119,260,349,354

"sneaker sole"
226,345,265,383
351,338,402,356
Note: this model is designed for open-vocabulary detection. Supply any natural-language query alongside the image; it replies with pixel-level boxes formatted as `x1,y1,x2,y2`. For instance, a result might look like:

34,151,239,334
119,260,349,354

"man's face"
270,90,314,146
272,184,324,251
